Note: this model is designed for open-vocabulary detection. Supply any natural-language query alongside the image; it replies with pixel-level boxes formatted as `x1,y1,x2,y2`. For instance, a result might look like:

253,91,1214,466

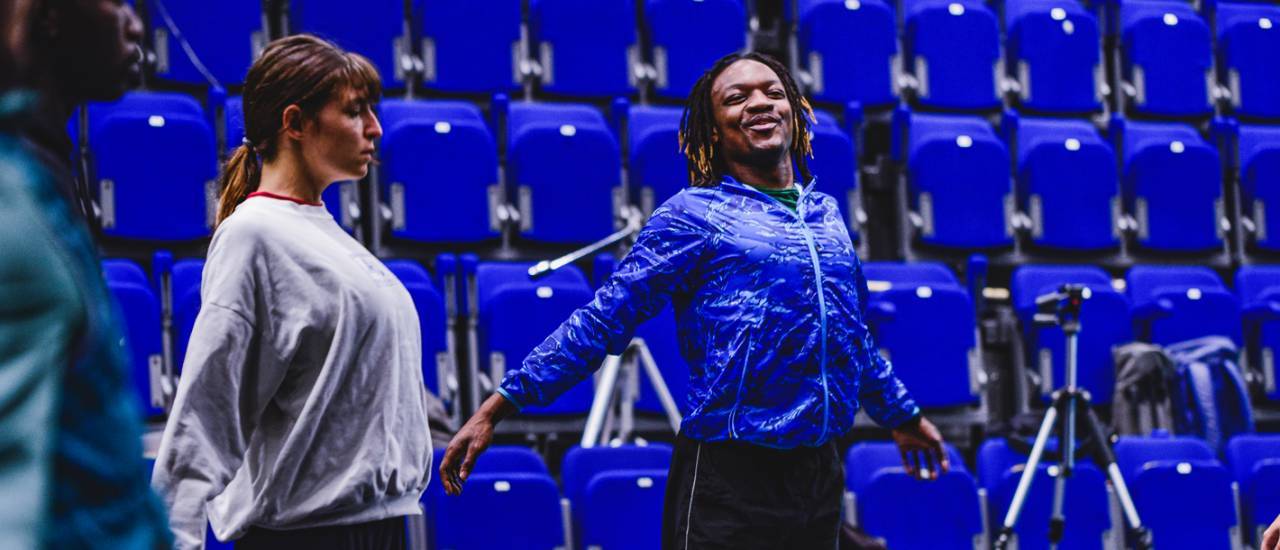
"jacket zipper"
793,200,832,444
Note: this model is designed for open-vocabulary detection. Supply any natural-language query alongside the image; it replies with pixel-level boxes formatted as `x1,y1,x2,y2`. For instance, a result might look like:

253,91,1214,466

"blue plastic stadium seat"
563,444,672,549
508,102,622,244
904,113,1012,248
223,95,244,154
582,470,668,550
433,472,564,549
633,305,691,415
289,0,408,87
1119,1,1213,117
862,262,979,408
1006,0,1102,114
1237,125,1280,251
1118,120,1223,252
1227,434,1280,546
383,260,449,397
903,0,1001,110
88,91,217,240
1236,265,1280,401
476,262,595,415
645,0,746,99
171,259,204,373
151,2,264,87
978,438,1111,549
847,442,983,547
530,0,637,97
102,259,164,418
1115,436,1237,549
380,100,499,243
1015,118,1118,250
809,110,860,238
1012,266,1129,404
796,0,897,109
1126,266,1241,346
628,105,687,213
416,0,523,94
1217,3,1280,119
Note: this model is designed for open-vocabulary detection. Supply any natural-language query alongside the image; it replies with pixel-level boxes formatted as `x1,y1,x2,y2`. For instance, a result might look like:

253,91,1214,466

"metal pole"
581,355,623,448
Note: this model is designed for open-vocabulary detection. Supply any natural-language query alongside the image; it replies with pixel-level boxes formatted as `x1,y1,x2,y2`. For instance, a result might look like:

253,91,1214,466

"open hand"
438,393,517,495
890,416,949,481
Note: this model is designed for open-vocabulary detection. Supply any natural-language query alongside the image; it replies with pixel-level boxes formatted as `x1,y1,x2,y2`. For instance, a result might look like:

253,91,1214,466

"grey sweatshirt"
151,194,433,549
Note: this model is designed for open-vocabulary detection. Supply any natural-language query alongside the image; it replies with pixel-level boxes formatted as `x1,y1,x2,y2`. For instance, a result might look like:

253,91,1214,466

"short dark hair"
678,52,816,187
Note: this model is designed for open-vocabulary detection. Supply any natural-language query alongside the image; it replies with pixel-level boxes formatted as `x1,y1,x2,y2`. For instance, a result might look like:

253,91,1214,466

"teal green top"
755,185,800,212
0,90,170,549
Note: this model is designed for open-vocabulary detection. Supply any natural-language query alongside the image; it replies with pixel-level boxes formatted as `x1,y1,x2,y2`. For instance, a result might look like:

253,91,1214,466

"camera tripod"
994,284,1153,550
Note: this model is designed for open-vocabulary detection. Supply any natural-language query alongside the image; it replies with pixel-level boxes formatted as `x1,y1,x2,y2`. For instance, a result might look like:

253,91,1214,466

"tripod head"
1033,284,1091,332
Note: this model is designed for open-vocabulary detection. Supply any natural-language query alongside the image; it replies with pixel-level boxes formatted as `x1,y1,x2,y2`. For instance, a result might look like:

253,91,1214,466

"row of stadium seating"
150,0,747,100
147,434,1280,549
143,0,1280,119
412,435,1280,550
106,247,1280,428
80,90,1280,256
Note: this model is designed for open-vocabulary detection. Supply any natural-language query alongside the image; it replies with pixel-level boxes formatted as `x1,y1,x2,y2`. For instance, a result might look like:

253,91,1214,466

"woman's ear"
281,104,305,142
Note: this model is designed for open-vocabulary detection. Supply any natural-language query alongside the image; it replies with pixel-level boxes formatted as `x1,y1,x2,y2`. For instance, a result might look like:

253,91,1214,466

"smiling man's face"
709,59,793,167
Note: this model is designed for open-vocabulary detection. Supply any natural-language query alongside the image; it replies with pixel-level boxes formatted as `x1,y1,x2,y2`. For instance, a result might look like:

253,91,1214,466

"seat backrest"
846,441,982,548
1120,120,1222,252
289,0,408,86
89,92,217,241
475,262,595,414
644,0,746,99
432,472,565,550
383,260,449,395
1005,0,1101,114
102,259,164,417
1115,435,1216,480
796,0,897,107
1015,118,1118,250
902,0,1001,110
580,469,668,550
380,99,499,243
507,102,621,244
809,110,858,236
1119,1,1213,117
906,113,1011,248
416,0,523,94
1126,266,1240,345
977,438,1112,546
562,444,674,503
530,0,637,97
628,105,688,211
171,259,204,373
152,2,264,87
1236,265,1280,307
1215,3,1280,119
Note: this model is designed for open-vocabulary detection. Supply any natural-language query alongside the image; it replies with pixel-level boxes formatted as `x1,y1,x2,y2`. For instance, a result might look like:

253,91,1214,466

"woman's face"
300,87,381,185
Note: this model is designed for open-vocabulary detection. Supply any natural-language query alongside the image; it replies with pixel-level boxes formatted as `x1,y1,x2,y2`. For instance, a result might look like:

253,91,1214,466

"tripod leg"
995,401,1062,550
635,340,683,434
1082,406,1154,550
1048,392,1081,549
581,355,623,448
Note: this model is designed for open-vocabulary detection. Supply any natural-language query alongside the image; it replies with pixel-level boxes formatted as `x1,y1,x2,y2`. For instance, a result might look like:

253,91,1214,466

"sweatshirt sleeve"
0,186,67,550
852,254,921,429
151,224,286,550
497,201,707,410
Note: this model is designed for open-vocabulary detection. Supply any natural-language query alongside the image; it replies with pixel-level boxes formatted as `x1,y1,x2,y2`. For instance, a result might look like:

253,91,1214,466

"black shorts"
236,516,406,550
662,432,845,550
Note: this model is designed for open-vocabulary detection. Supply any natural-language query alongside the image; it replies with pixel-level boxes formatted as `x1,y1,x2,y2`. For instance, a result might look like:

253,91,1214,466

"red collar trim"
247,191,324,207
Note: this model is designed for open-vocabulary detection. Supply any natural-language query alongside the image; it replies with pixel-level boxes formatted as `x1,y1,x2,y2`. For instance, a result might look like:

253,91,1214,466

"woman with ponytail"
152,34,433,550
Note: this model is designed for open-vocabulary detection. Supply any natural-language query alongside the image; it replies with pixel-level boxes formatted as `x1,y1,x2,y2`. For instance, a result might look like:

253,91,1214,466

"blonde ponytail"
215,144,261,226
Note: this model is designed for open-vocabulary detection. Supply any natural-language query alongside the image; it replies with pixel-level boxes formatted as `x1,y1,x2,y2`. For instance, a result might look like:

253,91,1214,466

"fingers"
459,440,482,484
898,446,917,479
439,439,465,496
935,440,951,474
1265,516,1280,550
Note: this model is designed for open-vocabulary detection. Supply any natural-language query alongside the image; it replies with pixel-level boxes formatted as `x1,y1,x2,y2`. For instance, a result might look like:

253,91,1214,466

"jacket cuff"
495,386,525,413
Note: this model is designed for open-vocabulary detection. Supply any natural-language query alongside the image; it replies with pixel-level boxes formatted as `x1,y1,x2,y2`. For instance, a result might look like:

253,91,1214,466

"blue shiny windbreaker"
497,176,921,448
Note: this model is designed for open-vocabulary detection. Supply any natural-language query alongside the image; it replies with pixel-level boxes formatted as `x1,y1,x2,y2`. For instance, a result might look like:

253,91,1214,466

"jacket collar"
719,174,818,199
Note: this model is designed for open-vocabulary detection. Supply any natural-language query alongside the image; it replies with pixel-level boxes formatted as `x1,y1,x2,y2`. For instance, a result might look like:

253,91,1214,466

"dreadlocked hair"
678,52,817,187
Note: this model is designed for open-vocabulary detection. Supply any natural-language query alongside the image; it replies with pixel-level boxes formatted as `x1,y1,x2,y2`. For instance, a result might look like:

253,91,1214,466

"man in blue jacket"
440,52,949,549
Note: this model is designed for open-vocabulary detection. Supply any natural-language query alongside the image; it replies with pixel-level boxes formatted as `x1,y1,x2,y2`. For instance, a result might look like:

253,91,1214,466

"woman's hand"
890,416,950,481
438,393,517,495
